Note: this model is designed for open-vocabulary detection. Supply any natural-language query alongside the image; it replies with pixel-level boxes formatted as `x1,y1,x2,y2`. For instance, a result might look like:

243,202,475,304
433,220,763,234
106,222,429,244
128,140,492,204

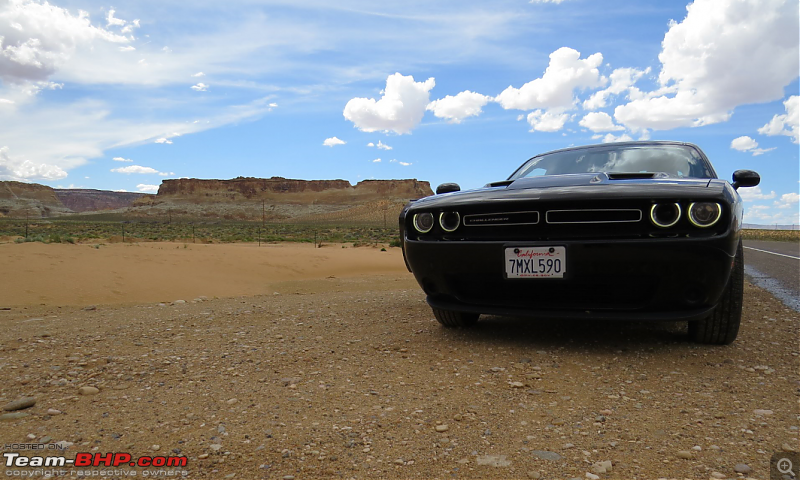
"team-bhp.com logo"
4,451,188,467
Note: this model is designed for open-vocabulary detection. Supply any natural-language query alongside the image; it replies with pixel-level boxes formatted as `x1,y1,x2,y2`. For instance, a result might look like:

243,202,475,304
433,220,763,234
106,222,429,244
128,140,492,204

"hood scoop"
605,172,670,180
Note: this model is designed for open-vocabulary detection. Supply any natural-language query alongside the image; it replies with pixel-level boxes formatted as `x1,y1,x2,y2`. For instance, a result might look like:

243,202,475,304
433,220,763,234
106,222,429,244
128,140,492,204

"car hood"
410,173,726,209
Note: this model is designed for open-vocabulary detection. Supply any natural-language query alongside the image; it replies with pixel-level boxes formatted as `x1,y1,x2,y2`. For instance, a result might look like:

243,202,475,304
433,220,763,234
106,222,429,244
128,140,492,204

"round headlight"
688,202,721,227
413,212,434,233
439,212,460,232
650,203,681,228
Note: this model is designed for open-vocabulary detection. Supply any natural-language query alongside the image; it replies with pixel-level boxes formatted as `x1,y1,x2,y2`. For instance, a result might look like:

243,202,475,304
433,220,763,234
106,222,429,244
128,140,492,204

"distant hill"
743,223,799,231
55,189,150,213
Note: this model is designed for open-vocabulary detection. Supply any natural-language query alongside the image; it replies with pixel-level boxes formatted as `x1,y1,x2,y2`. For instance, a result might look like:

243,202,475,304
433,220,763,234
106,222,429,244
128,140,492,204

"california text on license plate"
505,246,566,278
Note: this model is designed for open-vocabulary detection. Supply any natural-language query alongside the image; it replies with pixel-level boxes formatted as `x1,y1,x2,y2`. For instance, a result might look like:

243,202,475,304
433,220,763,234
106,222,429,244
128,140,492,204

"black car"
399,141,761,344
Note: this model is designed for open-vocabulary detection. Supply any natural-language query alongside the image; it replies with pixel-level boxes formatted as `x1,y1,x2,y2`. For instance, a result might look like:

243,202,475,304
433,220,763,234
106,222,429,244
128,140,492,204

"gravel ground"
0,276,798,480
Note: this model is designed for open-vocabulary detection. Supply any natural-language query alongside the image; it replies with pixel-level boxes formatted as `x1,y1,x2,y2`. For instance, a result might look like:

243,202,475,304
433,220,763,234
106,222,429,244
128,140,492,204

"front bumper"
405,234,738,321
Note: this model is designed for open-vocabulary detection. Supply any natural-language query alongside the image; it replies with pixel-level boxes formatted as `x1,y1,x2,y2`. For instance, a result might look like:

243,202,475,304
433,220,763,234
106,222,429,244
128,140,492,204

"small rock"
510,382,525,388
595,415,606,423
692,445,702,451
83,305,97,311
226,398,238,405
527,472,541,479
476,455,511,467
3,397,36,411
78,386,99,395
172,300,186,305
710,473,726,479
151,445,160,451
283,476,295,480
782,443,798,453
209,444,223,451
47,409,61,415
753,409,773,416
394,459,404,465
0,412,30,422
198,454,209,459
454,414,463,421
435,424,449,432
733,464,752,474
530,450,562,461
676,450,692,459
586,473,600,480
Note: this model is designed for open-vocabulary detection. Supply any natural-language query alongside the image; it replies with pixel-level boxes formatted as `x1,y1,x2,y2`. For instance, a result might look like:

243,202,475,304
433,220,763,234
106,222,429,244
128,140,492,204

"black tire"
432,307,480,328
689,240,743,345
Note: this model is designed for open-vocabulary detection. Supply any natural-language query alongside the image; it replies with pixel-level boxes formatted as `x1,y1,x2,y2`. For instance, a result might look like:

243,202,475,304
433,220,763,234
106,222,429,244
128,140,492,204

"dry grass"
741,229,800,242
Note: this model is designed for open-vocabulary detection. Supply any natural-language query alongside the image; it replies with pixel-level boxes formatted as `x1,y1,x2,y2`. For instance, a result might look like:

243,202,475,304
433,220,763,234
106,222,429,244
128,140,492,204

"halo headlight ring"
439,211,461,232
650,203,681,228
688,202,722,228
413,212,434,233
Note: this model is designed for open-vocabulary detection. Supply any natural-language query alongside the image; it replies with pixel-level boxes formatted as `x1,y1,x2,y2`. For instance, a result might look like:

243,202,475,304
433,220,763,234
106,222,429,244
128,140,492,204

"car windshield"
510,144,715,180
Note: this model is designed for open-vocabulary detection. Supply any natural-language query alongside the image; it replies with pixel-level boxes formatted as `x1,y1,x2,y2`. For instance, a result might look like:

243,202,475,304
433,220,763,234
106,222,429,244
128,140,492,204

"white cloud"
367,140,392,150
427,90,492,123
0,145,66,181
758,95,799,144
155,138,173,144
614,0,799,131
191,83,208,92
112,156,133,162
529,0,566,3
268,102,278,108
730,135,776,156
398,161,412,166
118,45,135,52
0,0,130,84
578,112,625,132
191,72,205,78
583,67,650,110
495,47,604,111
106,9,126,28
777,192,800,206
730,136,758,152
526,110,569,132
599,133,634,143
136,184,159,193
372,158,381,163
111,165,159,174
322,136,346,147
343,73,435,134
738,185,777,201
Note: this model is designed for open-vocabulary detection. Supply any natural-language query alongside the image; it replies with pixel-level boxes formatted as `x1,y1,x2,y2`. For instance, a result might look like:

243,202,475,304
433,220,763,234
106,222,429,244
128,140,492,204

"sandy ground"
0,242,408,306
0,242,798,480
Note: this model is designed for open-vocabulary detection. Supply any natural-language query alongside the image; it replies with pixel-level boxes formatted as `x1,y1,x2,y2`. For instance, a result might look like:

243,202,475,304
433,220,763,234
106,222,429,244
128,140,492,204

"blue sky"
0,0,797,225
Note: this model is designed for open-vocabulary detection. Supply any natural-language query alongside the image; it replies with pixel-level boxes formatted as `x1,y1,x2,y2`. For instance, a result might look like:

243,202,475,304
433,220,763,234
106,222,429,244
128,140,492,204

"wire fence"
0,218,400,247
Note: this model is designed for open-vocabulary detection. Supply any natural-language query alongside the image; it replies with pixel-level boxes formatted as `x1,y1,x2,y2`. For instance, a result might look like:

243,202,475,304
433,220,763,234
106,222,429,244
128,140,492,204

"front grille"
463,211,539,226
545,209,642,224
449,274,659,310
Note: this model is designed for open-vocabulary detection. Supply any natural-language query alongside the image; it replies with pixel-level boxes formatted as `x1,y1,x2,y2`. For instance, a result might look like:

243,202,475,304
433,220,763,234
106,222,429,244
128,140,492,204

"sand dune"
0,242,410,307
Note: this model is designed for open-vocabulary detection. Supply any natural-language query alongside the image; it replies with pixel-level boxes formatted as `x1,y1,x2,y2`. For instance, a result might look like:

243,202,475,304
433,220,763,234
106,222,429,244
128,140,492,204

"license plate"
505,246,566,278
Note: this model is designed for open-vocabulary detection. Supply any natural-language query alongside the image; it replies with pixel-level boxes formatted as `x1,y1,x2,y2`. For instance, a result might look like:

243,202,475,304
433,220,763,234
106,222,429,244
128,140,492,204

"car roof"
533,140,703,159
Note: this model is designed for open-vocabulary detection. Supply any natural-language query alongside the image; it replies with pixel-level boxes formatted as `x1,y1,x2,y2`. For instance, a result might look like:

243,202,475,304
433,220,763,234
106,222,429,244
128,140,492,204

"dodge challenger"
399,141,760,344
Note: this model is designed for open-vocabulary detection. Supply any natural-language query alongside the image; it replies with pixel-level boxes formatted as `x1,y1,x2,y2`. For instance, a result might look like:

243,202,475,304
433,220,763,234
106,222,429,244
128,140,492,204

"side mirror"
436,183,460,195
732,170,760,189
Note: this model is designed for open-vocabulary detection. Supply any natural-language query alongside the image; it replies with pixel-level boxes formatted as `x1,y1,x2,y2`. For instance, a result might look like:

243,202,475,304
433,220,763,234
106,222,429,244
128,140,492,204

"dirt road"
0,243,797,479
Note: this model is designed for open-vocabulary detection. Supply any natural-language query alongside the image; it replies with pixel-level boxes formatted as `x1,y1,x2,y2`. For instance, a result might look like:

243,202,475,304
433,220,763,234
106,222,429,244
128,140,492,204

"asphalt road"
743,239,799,310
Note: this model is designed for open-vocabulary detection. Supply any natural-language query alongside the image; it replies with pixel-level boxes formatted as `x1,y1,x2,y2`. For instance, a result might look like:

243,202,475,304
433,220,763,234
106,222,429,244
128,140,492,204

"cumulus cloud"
583,67,650,110
398,161,412,166
427,90,492,123
112,156,133,162
367,140,392,150
579,112,625,132
526,110,569,132
495,48,604,111
191,83,208,92
0,145,67,181
322,136,345,147
0,0,131,84
730,136,775,156
738,185,776,201
111,165,172,176
136,184,159,193
154,138,173,144
372,158,381,163
191,72,205,77
758,96,799,144
599,133,634,143
614,0,799,131
343,73,435,134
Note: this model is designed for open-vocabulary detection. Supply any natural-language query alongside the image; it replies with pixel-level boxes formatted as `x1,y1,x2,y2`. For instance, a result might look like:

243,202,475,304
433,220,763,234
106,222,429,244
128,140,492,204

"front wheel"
432,308,480,328
689,241,743,345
